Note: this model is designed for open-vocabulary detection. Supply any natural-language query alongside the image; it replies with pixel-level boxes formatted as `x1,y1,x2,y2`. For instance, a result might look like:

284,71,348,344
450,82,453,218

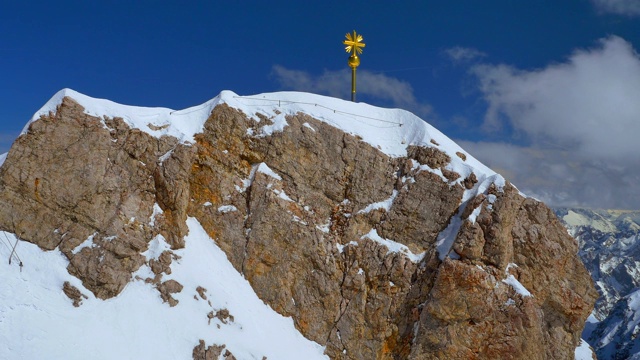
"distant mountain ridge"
559,208,640,236
555,207,640,359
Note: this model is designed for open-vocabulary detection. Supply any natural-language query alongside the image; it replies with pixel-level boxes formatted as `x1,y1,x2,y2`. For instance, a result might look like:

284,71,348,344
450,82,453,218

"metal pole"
342,30,365,103
9,238,18,265
351,67,356,102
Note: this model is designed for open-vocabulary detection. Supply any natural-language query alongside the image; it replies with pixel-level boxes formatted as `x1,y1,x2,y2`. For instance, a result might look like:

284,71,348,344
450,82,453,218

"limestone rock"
192,341,230,360
157,279,184,307
213,308,234,324
62,281,88,307
0,94,597,359
149,250,174,276
196,286,208,300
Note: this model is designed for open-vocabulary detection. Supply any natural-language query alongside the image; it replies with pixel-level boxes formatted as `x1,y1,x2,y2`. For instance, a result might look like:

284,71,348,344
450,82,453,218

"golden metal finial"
343,30,366,57
342,30,365,102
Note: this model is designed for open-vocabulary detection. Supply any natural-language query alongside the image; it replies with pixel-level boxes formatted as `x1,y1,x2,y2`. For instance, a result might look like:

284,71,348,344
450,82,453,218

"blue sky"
2,0,640,209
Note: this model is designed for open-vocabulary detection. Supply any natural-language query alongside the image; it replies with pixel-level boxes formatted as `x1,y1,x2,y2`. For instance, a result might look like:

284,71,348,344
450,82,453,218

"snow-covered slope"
0,219,327,360
26,88,495,177
0,89,595,359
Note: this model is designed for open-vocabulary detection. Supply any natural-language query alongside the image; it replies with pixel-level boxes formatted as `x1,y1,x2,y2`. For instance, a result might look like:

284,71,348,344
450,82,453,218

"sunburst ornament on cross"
343,30,365,102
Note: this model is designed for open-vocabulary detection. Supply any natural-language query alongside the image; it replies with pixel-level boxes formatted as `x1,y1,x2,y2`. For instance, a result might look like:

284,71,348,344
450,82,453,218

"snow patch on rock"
362,228,425,263
217,205,238,214
358,190,398,214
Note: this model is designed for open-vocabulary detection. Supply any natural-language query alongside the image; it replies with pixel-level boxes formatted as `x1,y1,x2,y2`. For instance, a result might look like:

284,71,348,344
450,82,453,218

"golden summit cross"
343,30,365,56
343,30,365,102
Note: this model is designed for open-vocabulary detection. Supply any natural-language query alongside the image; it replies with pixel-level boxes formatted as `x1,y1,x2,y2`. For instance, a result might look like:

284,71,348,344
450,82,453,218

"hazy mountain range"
555,207,640,359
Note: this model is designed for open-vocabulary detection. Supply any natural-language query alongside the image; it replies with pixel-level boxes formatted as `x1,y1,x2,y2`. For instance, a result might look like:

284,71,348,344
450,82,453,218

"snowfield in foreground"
0,218,327,360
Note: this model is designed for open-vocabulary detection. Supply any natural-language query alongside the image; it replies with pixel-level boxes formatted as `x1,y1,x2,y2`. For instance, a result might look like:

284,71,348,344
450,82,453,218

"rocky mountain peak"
0,90,597,359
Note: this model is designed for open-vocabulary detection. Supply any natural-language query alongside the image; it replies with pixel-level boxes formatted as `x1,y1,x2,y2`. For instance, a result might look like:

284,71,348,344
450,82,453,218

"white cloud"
444,47,487,63
458,140,640,209
473,36,640,160
271,65,432,117
467,36,640,209
592,0,640,16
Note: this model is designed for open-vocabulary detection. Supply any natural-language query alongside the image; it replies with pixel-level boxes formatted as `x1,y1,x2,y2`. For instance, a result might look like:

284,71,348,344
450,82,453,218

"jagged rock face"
0,97,177,298
401,192,595,360
0,97,597,359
